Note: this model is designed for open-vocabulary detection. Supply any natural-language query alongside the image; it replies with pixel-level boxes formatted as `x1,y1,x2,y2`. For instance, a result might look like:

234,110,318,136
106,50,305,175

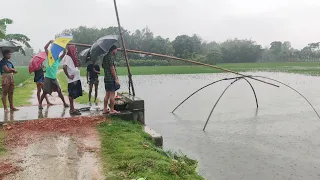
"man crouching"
62,45,82,115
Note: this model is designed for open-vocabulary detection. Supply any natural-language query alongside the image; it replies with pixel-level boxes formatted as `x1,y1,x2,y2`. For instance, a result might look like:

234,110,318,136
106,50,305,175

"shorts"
89,78,99,86
68,80,83,99
104,80,120,92
35,77,44,84
43,77,61,95
1,73,14,87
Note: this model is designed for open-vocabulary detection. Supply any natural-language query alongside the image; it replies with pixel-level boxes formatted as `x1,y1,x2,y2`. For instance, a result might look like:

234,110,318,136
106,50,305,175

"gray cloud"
2,0,320,50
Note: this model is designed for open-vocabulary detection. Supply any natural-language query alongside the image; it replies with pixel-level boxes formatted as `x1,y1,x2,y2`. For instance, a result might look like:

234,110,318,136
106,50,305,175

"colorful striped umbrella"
48,35,73,67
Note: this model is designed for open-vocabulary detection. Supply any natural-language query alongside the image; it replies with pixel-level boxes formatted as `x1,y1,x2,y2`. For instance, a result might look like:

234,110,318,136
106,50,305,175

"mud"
1,116,106,180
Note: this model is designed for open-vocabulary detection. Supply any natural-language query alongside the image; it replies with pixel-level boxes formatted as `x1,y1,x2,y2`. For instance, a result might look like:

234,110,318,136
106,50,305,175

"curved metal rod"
171,78,228,113
172,75,259,113
243,78,259,108
253,76,320,119
203,75,320,131
203,79,240,131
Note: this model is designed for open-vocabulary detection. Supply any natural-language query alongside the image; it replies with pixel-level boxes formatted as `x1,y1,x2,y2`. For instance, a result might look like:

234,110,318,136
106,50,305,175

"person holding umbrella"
34,63,52,106
39,40,69,109
0,50,18,111
102,45,120,114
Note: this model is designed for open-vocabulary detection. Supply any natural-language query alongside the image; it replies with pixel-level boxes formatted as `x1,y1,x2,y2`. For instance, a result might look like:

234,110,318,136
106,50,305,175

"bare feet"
10,107,19,111
109,110,120,115
102,108,110,114
64,104,70,108
4,108,9,112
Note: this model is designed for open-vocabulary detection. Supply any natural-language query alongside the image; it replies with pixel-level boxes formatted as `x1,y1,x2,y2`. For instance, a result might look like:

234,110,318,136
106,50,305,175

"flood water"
83,72,320,180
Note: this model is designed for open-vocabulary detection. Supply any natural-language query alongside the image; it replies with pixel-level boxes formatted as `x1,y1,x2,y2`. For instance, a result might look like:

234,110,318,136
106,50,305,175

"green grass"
0,129,5,156
97,119,203,180
80,62,320,76
14,66,31,85
11,78,35,107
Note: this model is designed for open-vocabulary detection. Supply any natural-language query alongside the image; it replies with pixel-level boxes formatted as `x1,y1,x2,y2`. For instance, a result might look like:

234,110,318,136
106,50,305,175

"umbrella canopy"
48,35,73,67
0,39,21,58
29,51,47,73
79,48,90,57
90,35,119,59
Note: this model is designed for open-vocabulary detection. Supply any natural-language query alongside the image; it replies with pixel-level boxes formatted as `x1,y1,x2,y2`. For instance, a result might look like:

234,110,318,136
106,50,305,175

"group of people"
0,40,120,115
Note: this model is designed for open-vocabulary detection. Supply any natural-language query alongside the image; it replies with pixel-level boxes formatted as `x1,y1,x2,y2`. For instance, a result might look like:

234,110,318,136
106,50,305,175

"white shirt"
62,55,81,83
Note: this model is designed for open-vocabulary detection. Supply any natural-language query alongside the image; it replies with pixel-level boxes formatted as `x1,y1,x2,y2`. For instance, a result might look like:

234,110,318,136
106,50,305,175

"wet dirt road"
0,116,106,180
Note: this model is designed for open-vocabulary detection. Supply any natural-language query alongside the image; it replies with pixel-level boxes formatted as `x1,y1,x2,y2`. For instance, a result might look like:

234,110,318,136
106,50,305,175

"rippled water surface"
80,72,320,179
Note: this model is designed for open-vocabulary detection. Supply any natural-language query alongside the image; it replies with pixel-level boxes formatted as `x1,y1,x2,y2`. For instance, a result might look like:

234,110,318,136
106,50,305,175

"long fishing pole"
122,49,279,88
68,42,279,88
113,0,135,96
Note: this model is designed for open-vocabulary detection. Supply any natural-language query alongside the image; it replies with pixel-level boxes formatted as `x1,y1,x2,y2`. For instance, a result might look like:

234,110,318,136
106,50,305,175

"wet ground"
0,91,102,124
83,72,320,180
0,88,106,179
1,116,106,180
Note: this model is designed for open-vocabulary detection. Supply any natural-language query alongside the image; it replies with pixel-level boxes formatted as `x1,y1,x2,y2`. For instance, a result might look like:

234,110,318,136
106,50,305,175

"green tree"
220,39,262,63
205,49,221,65
270,41,282,54
0,18,31,54
172,34,202,58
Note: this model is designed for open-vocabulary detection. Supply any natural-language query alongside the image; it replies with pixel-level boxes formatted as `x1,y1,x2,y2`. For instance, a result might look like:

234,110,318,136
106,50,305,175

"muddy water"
82,72,320,180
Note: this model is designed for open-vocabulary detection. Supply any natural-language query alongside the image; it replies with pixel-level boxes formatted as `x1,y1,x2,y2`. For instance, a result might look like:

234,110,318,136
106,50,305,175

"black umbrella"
79,48,90,57
0,39,21,58
89,35,119,58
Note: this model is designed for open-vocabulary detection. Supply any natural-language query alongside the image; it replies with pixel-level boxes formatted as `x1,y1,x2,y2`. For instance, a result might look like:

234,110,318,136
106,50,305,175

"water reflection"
3,111,14,122
38,106,49,119
1,104,97,123
82,72,320,180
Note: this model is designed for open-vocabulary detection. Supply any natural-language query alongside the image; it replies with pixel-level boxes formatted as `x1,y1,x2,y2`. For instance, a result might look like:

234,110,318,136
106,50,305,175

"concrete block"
144,126,163,147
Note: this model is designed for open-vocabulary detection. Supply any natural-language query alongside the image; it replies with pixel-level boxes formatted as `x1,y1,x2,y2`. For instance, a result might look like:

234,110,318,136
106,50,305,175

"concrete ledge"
117,94,145,124
144,126,163,147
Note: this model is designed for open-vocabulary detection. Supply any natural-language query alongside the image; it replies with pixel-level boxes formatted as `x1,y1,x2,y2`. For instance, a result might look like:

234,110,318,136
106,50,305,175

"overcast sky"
2,0,320,50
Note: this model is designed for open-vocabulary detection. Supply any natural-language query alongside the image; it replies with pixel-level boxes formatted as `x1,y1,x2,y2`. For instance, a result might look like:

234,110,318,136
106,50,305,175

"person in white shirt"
62,45,82,115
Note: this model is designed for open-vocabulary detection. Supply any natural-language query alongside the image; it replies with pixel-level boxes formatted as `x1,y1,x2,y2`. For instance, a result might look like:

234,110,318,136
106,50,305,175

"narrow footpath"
0,85,107,179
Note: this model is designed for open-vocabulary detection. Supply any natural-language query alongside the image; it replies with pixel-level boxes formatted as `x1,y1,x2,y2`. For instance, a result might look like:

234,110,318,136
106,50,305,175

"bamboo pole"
121,49,279,87
68,42,279,87
113,0,135,96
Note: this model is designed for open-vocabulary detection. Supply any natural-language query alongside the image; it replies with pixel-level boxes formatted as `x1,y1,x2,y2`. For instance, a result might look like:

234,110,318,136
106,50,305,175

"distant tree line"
11,26,320,66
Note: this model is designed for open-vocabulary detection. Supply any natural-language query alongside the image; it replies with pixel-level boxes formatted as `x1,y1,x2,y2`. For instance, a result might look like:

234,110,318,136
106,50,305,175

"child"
86,60,100,103
34,63,52,105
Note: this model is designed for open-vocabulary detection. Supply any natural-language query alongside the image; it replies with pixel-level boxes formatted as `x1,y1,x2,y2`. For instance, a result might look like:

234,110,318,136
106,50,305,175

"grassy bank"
0,129,5,156
97,119,203,180
79,62,320,76
14,67,31,85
